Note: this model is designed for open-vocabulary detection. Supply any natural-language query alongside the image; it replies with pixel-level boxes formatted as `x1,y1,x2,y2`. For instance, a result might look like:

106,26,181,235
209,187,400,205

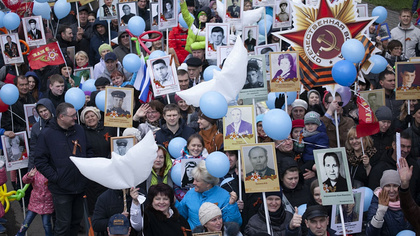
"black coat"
144,209,191,236
1,94,37,132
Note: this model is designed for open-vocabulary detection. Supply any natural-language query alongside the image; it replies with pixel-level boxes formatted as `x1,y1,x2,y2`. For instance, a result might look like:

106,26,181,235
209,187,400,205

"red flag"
356,95,380,138
27,42,65,70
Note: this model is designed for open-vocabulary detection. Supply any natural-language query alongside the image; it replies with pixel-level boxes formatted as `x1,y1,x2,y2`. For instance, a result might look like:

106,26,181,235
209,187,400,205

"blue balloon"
199,91,228,119
372,6,387,24
358,187,373,212
95,90,106,112
3,13,20,31
396,230,416,236
341,39,365,63
178,12,194,28
265,14,273,23
0,11,5,28
369,55,388,74
266,92,276,109
33,1,51,20
168,137,187,158
65,88,86,110
203,65,221,81
171,163,182,187
35,0,49,2
258,19,272,36
206,152,230,178
149,50,167,60
332,60,357,87
128,16,146,36
265,6,273,16
297,204,307,215
123,54,141,73
81,79,96,92
54,0,71,20
0,84,19,105
262,109,292,140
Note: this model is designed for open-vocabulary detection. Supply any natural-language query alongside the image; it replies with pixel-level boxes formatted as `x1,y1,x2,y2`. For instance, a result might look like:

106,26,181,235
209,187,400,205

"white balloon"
70,131,158,189
176,37,247,107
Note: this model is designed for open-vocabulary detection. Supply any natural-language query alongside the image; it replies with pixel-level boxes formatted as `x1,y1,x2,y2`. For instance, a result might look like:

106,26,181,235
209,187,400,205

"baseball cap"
108,214,129,235
303,205,328,220
105,52,117,62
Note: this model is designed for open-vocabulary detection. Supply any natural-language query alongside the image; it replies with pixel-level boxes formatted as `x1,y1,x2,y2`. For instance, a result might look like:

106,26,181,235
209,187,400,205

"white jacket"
391,23,420,59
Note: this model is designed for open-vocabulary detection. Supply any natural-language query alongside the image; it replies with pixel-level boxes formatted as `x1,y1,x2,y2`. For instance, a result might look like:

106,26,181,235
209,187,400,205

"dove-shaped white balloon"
176,37,248,107
70,131,158,189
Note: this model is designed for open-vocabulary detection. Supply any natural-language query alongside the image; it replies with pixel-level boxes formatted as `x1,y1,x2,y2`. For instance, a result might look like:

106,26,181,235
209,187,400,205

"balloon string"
8,108,26,123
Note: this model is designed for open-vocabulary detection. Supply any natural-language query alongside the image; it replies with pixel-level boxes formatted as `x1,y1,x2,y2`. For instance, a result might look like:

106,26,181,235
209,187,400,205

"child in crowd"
16,168,53,236
300,111,329,171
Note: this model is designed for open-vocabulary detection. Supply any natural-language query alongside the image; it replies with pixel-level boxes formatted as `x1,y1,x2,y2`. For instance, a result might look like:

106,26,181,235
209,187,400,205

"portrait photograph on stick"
243,26,258,53
22,16,46,47
241,143,280,193
395,61,420,100
223,105,255,150
117,2,138,31
111,136,136,155
273,0,292,29
147,55,180,97
99,0,119,20
359,89,385,113
330,189,364,235
314,147,354,205
206,23,229,59
24,104,37,137
269,51,300,92
1,131,29,171
104,87,134,128
238,55,267,105
225,0,242,22
180,158,202,188
158,0,178,29
1,33,24,65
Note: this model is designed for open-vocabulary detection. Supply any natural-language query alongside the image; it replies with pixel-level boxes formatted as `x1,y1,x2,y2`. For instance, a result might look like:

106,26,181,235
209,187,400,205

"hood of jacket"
93,19,109,37
194,6,211,29
36,98,56,127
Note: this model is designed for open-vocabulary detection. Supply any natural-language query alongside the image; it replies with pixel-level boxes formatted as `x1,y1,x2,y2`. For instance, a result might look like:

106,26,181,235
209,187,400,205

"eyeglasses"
64,113,77,118
121,34,130,39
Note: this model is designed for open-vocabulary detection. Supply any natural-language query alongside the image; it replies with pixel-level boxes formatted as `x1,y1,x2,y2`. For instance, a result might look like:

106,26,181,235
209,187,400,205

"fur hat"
199,202,222,226
80,106,101,124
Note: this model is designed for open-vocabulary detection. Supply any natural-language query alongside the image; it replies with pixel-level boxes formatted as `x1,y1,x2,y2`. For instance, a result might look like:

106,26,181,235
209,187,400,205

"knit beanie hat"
266,189,283,199
375,106,392,121
291,99,308,110
80,106,101,124
292,119,304,129
199,202,222,225
304,111,320,126
98,43,113,55
380,170,401,189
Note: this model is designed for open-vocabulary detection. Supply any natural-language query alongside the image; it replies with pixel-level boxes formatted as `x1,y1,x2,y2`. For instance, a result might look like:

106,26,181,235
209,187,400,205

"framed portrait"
217,45,234,67
74,67,94,84
395,61,420,100
331,189,364,235
273,0,292,29
376,23,391,41
224,0,242,23
22,16,46,47
1,131,29,171
118,2,138,31
269,51,300,92
314,147,354,206
0,34,24,65
356,4,368,18
147,55,180,96
158,0,178,30
104,87,134,128
110,136,136,156
243,26,258,53
238,55,268,105
359,89,385,113
99,0,119,20
241,143,280,193
223,105,256,150
255,43,279,78
206,23,230,60
193,232,222,236
24,104,38,138
150,2,159,31
252,0,274,7
180,159,202,188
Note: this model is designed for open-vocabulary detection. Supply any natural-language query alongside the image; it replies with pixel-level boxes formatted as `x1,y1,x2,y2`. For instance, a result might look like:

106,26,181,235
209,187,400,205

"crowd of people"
0,0,419,235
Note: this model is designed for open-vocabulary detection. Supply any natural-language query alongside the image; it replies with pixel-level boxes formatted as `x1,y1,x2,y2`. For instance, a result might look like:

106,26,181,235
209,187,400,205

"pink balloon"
336,86,352,107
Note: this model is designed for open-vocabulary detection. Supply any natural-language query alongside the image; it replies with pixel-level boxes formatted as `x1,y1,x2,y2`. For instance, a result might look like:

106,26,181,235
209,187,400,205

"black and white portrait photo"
118,2,138,29
206,23,229,59
243,26,258,52
181,159,201,188
158,0,177,29
274,0,291,28
314,147,353,206
111,136,136,156
148,55,180,96
22,16,46,47
150,2,159,30
243,58,264,89
1,131,29,171
238,55,267,105
360,89,385,113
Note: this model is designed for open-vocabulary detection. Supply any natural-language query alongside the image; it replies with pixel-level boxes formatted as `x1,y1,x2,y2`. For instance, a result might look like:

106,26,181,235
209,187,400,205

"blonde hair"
192,161,219,186
75,51,89,61
345,127,373,151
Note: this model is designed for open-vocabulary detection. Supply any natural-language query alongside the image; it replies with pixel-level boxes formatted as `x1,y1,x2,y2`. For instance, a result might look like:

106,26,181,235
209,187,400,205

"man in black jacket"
35,102,93,236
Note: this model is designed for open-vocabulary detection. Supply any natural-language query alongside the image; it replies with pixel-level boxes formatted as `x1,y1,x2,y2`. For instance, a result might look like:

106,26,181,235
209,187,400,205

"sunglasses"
121,34,130,38
327,101,344,106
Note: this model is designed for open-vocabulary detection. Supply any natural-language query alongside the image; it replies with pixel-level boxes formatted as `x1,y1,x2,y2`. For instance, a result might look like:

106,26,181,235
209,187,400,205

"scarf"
346,146,377,167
